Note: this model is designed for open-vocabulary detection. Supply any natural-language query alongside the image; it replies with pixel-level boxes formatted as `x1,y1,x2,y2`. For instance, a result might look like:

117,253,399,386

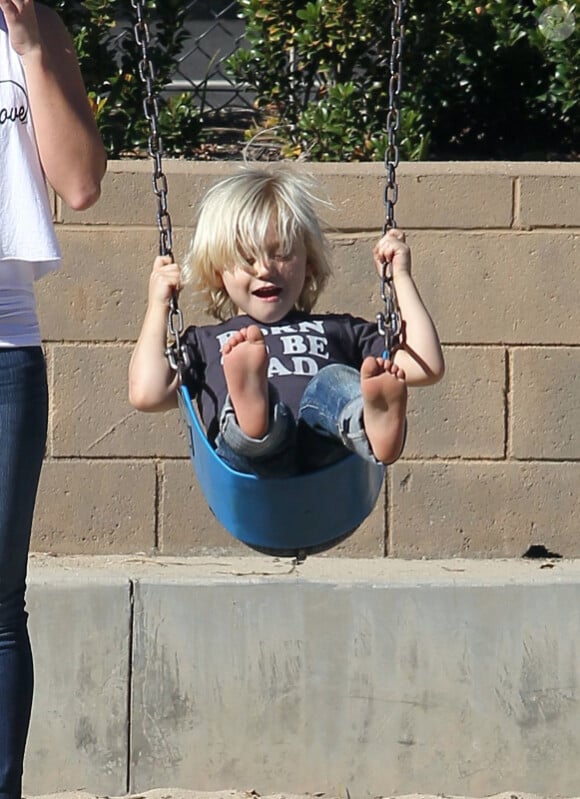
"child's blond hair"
183,166,333,320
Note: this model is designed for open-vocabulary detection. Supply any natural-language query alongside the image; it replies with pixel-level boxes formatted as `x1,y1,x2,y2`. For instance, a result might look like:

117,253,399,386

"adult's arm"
1,0,107,209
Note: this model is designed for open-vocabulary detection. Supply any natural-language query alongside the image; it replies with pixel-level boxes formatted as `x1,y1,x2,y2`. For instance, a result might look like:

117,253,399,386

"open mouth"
253,286,281,299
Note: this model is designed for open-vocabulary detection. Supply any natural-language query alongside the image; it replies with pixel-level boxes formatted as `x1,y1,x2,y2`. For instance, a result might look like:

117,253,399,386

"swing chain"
131,0,189,375
377,264,402,360
383,0,406,231
377,0,406,360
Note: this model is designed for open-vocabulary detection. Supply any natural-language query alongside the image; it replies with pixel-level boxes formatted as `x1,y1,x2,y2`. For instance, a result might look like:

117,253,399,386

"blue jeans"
0,348,48,799
216,364,378,477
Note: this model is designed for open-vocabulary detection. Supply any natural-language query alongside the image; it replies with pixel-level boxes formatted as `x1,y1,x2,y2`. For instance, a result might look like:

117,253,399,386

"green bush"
228,0,398,161
40,0,578,160
42,0,202,158
229,0,579,160
404,0,579,159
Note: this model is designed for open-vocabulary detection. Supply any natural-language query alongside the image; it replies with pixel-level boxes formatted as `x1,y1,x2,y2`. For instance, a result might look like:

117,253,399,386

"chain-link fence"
165,0,253,112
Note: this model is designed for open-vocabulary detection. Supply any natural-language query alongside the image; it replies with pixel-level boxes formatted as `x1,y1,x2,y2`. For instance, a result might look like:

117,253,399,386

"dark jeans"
0,347,48,799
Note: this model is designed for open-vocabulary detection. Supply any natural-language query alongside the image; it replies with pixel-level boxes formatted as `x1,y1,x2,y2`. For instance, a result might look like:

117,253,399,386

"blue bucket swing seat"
178,382,386,553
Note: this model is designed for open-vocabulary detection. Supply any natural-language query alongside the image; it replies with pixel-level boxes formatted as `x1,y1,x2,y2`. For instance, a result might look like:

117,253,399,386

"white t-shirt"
0,10,61,346
0,260,41,346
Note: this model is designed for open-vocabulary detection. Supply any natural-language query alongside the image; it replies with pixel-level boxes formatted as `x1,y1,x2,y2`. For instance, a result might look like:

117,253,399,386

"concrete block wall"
34,162,580,558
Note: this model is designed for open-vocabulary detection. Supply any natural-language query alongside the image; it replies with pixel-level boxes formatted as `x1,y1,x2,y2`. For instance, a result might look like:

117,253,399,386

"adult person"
0,1,107,796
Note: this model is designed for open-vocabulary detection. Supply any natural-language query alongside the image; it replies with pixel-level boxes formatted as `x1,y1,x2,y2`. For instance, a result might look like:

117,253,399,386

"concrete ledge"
24,556,580,797
25,565,130,794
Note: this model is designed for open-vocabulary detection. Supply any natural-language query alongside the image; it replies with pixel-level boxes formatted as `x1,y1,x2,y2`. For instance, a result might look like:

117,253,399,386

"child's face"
221,223,309,323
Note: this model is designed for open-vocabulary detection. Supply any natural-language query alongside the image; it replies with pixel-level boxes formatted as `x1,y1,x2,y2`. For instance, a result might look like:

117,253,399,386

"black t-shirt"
181,311,384,441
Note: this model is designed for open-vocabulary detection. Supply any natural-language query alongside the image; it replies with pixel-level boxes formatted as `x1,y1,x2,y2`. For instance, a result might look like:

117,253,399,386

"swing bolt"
165,341,191,375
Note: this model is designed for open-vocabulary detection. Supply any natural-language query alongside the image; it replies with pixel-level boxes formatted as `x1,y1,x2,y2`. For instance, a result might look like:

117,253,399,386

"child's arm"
373,230,445,386
128,256,182,412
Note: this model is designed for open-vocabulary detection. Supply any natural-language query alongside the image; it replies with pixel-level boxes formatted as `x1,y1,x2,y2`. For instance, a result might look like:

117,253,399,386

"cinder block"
519,176,580,227
404,346,506,459
49,344,185,458
60,160,236,227
395,173,513,229
160,460,386,557
60,162,165,226
160,459,246,555
381,230,577,345
389,461,580,558
38,228,157,341
32,460,157,554
511,347,580,460
302,166,511,231
24,570,130,795
321,227,576,351
318,236,385,320
323,484,385,557
316,170,513,231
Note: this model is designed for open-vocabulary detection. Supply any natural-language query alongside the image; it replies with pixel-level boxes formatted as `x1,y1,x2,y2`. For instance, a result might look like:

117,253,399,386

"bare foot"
361,357,408,464
222,325,269,438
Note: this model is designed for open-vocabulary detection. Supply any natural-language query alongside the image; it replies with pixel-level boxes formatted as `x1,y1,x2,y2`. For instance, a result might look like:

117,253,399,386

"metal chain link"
131,0,189,373
377,0,406,360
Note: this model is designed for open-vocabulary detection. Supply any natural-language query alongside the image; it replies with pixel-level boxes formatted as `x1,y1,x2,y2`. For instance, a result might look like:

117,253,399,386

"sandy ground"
27,790,578,799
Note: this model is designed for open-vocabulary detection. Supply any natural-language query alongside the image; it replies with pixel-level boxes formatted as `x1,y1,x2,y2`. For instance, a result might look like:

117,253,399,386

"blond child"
129,166,444,477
